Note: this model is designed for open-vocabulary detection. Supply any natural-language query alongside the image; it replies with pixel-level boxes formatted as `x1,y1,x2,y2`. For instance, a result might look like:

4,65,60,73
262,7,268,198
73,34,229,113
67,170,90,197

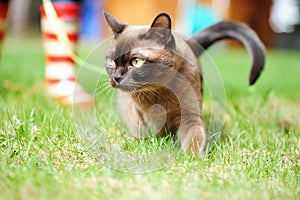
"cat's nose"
112,75,122,83
112,69,124,84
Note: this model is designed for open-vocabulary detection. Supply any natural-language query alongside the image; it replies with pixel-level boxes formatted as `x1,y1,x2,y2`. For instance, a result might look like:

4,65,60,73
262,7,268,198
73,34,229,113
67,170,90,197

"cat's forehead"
107,46,164,61
108,25,164,58
123,25,149,32
115,25,148,42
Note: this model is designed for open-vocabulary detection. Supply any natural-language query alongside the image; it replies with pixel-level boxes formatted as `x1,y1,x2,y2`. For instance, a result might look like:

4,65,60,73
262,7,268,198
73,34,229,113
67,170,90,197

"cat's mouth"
109,76,119,88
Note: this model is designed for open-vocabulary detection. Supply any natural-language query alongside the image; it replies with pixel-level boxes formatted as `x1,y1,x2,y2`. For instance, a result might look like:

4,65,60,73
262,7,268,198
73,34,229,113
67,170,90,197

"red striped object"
41,1,80,87
42,32,79,41
46,55,75,63
41,2,95,108
0,32,5,41
40,2,80,18
46,76,76,84
0,3,9,18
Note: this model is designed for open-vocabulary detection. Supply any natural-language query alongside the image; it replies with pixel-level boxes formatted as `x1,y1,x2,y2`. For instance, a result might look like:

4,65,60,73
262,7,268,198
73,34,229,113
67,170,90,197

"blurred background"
6,0,300,49
1,0,299,101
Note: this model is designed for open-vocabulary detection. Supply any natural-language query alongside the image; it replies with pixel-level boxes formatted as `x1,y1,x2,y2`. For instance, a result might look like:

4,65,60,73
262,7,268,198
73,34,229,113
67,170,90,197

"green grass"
0,36,299,199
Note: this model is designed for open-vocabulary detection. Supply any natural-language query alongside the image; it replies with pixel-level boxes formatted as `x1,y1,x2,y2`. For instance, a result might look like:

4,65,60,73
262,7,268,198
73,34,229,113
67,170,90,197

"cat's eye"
106,57,115,68
131,57,145,68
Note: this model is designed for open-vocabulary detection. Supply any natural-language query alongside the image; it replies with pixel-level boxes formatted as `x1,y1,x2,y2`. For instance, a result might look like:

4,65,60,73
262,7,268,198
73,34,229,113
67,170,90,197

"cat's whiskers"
95,83,110,95
95,82,113,97
100,86,114,101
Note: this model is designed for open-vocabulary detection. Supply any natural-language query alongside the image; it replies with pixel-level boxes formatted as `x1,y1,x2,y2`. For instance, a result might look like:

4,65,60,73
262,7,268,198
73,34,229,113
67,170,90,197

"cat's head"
103,12,176,92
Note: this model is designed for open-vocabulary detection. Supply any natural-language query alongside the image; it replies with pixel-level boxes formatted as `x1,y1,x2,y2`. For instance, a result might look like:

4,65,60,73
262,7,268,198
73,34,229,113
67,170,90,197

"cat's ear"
150,13,172,30
103,11,127,35
146,13,174,48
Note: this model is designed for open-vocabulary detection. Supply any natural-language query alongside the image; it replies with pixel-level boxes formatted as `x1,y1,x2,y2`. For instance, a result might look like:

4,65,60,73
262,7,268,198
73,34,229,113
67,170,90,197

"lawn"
0,36,299,199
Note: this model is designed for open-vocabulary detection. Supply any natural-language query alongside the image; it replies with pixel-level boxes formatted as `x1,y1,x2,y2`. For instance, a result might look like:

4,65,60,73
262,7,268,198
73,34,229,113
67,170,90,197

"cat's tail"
187,21,265,85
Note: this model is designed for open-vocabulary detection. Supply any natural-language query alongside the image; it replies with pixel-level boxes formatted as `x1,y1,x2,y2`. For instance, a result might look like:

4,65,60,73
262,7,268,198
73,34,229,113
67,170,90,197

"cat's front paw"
179,126,207,156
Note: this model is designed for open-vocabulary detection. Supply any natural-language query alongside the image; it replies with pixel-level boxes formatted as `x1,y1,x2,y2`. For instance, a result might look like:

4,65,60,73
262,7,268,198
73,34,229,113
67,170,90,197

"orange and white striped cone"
41,2,95,109
0,1,9,60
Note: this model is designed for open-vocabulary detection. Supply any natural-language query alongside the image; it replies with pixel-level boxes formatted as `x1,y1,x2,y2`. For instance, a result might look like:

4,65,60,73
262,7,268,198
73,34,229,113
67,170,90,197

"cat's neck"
130,86,177,112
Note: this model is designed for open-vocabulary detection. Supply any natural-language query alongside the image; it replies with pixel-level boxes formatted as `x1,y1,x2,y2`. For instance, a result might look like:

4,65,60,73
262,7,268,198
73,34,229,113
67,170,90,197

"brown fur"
103,12,265,155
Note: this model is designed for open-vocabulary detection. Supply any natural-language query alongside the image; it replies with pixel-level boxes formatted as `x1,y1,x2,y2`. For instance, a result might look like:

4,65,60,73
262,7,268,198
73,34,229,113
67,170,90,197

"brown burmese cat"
103,12,265,155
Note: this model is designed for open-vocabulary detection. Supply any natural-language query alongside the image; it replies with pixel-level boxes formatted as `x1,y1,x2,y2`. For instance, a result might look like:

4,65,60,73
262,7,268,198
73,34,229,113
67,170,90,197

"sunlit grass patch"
0,37,299,199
